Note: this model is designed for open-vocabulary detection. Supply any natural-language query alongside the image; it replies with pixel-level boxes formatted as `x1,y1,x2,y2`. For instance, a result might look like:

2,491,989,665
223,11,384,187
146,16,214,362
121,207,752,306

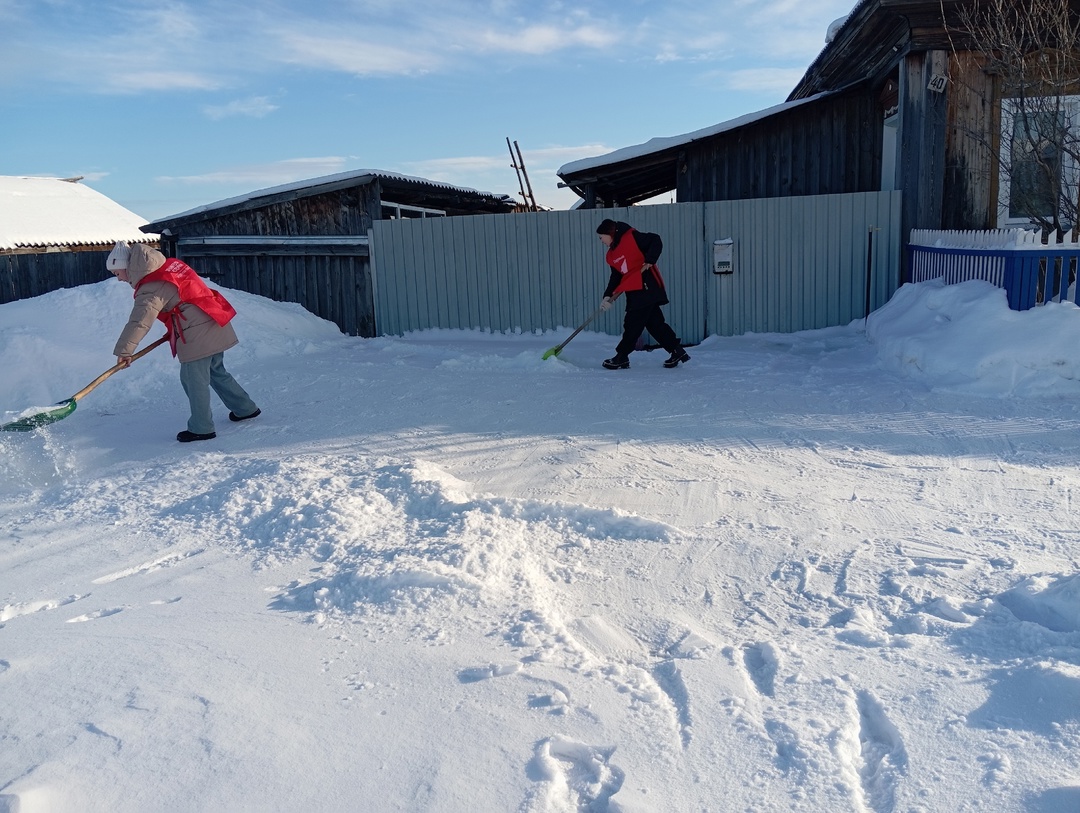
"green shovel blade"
0,399,77,432
541,346,561,360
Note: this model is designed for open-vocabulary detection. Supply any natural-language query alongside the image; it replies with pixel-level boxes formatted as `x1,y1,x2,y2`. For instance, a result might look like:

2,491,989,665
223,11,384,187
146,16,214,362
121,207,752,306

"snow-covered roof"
148,169,516,228
0,176,153,252
557,92,834,178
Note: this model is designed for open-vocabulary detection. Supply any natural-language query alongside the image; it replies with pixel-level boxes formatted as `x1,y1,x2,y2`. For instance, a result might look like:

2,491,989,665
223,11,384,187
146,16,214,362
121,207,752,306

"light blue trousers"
179,353,258,435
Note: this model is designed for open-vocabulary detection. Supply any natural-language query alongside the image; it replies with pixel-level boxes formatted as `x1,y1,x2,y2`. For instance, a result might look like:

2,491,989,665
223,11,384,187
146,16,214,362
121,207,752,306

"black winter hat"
596,219,618,235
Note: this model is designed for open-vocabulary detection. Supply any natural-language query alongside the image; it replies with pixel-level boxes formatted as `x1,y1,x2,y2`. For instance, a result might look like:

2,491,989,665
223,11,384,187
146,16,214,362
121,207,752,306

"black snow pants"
615,304,681,357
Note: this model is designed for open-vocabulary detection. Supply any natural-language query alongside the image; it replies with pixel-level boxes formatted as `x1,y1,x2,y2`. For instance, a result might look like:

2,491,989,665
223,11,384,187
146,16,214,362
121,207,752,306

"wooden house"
1,176,156,305
141,170,516,337
558,0,1080,255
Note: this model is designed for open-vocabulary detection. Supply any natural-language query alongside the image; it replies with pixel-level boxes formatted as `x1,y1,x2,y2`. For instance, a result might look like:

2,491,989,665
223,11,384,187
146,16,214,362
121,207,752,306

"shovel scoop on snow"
1,335,168,432
542,296,617,360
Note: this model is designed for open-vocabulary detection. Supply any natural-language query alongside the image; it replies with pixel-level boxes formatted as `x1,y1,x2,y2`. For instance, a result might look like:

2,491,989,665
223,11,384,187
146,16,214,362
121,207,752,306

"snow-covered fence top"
910,228,1080,250
908,229,1080,310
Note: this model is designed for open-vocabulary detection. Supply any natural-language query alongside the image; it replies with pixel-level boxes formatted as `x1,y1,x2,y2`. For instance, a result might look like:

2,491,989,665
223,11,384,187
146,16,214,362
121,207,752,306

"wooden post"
514,141,538,211
507,137,530,210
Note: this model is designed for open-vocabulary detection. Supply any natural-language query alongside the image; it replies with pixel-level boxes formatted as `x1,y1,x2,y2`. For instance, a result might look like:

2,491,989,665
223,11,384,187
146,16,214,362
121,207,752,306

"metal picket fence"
908,228,1080,310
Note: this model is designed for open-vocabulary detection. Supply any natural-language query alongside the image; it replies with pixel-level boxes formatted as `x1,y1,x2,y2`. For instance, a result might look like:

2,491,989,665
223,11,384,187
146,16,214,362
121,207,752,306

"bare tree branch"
951,0,1080,235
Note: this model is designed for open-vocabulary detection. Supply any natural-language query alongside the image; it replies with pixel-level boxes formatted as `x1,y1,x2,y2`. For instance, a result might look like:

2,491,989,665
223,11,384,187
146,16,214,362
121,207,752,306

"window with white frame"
997,95,1080,229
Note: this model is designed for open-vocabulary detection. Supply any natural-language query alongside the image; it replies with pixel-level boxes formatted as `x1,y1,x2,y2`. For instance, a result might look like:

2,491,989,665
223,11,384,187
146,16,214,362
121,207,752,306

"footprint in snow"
651,659,693,748
666,629,715,659
764,718,812,782
525,735,625,812
457,662,522,683
568,615,648,663
850,689,908,813
978,752,1012,786
522,675,572,714
0,594,86,623
67,607,124,623
92,549,204,585
526,689,570,713
742,641,781,698
82,722,123,753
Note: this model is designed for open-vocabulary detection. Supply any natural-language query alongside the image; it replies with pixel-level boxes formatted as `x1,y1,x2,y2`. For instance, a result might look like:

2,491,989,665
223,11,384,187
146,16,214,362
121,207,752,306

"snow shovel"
1,335,168,432
542,295,619,360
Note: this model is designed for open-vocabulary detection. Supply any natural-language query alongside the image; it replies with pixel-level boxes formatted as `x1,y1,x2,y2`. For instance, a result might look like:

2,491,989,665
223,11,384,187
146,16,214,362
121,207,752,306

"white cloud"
475,23,616,55
724,67,808,93
650,29,733,63
401,142,620,209
268,11,619,76
404,155,510,176
525,144,616,162
156,157,349,186
276,30,444,76
5,1,854,95
404,143,614,180
1,3,223,95
103,69,222,94
73,171,111,182
742,0,852,56
129,3,202,40
202,96,280,120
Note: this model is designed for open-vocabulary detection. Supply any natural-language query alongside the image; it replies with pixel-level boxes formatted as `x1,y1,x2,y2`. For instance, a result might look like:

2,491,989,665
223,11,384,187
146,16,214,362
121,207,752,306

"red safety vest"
605,228,664,296
135,258,236,355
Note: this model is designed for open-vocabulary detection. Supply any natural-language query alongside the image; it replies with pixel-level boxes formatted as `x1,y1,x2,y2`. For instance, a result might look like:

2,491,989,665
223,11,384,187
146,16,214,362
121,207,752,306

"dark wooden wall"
162,184,382,337
179,249,374,337
1,248,113,305
899,50,950,245
172,185,380,238
678,89,882,202
942,51,999,230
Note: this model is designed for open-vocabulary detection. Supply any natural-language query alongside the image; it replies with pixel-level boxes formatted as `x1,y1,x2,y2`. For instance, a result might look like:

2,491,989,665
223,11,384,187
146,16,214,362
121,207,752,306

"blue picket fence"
908,229,1080,310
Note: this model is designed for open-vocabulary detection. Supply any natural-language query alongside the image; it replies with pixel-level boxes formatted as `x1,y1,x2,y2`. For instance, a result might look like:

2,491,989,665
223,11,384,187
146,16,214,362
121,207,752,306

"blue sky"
2,0,857,221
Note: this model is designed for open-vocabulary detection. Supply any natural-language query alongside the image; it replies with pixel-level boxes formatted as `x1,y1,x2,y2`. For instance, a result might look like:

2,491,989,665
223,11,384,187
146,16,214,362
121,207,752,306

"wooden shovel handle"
72,335,169,403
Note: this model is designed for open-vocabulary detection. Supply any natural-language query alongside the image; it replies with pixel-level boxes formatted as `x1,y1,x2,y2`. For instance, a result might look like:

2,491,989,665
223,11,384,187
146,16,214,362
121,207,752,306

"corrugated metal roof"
147,169,516,228
0,176,154,251
558,91,834,178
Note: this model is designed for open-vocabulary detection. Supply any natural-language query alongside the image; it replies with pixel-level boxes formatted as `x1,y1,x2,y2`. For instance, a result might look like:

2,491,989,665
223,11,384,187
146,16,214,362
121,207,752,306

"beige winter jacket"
113,245,238,363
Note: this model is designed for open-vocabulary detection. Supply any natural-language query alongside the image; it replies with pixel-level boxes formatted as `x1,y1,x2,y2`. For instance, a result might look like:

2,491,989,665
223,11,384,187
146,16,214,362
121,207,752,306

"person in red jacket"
596,219,690,370
108,241,260,443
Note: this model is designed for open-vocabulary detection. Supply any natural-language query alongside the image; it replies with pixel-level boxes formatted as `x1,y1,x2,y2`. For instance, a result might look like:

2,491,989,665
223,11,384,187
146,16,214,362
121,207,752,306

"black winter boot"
602,355,631,370
663,349,690,368
177,430,216,442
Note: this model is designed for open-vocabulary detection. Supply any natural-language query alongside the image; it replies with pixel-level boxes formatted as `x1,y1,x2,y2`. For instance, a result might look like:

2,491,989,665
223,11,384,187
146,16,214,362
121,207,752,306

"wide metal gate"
370,191,902,343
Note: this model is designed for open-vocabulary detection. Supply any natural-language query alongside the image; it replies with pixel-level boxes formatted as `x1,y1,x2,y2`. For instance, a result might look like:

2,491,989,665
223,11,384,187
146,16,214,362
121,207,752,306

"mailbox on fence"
713,238,734,275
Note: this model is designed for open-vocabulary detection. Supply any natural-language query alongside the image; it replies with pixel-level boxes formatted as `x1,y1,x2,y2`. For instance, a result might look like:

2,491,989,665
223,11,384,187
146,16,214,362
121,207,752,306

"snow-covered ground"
2,277,1080,813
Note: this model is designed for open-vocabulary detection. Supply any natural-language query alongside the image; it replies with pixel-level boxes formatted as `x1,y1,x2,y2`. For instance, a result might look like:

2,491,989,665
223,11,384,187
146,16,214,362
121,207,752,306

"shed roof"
789,0,947,101
143,169,517,234
0,176,153,251
788,0,1048,101
556,91,835,205
558,0,959,206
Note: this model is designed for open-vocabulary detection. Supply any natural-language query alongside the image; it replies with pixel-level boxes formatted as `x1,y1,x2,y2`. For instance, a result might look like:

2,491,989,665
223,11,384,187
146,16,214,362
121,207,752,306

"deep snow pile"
2,277,1080,813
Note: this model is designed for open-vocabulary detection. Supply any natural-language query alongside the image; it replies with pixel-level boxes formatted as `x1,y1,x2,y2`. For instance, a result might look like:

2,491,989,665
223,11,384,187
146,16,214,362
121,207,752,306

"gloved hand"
600,296,615,312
